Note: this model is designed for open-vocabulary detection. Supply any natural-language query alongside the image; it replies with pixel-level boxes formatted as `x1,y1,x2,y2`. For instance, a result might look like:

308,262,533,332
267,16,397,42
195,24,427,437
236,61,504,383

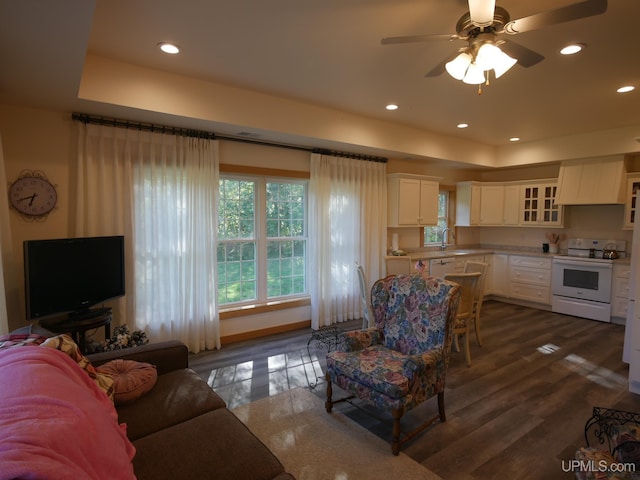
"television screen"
24,235,125,320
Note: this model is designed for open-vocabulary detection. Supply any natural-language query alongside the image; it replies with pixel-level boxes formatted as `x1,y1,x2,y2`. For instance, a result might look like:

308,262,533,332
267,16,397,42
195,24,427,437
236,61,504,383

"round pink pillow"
97,359,157,405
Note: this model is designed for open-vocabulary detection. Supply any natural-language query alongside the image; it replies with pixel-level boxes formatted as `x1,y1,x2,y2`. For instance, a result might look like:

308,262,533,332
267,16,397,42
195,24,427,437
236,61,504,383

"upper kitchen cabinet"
456,182,520,226
555,156,626,206
503,185,521,225
624,173,640,229
387,173,440,227
456,182,481,226
520,181,563,227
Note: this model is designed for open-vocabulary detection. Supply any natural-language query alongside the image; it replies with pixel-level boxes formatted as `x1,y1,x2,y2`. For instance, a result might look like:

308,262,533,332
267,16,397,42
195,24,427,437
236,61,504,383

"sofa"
0,327,295,480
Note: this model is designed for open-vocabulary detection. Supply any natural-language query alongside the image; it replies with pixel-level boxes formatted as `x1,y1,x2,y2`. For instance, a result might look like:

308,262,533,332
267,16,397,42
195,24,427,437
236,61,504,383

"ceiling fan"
382,0,608,88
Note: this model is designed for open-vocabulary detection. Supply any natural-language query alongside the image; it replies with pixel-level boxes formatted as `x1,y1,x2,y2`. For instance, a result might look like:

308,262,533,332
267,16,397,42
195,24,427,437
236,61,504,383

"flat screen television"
24,235,125,321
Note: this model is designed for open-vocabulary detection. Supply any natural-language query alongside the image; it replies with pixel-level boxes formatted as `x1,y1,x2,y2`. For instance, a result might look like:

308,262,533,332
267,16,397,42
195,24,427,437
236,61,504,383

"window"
217,176,307,306
424,191,449,245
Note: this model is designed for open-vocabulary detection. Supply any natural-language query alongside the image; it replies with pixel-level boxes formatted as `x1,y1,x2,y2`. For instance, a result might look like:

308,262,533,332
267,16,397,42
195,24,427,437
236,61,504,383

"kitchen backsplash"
388,204,634,255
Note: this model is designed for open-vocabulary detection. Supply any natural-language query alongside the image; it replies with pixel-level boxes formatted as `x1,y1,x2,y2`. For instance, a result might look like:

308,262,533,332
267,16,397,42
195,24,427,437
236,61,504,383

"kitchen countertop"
386,248,631,264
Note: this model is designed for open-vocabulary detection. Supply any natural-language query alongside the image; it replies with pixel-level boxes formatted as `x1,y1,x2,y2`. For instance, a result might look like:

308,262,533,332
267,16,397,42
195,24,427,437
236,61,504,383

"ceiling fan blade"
381,33,458,45
504,0,607,34
500,40,545,68
468,0,496,27
425,56,453,77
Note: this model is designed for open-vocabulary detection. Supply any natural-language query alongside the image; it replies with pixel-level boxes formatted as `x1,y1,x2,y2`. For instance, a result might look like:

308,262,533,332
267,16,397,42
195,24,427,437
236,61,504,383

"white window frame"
424,190,449,245
217,174,308,307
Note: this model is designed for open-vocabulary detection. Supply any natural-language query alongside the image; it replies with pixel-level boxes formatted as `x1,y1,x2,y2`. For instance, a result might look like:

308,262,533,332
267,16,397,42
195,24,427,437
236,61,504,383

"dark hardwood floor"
190,300,640,480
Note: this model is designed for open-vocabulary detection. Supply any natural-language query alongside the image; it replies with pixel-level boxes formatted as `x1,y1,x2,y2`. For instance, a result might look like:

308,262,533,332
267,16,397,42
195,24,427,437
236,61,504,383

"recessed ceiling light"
158,42,180,54
509,137,520,142
457,123,468,129
385,104,398,111
560,44,584,55
617,85,635,93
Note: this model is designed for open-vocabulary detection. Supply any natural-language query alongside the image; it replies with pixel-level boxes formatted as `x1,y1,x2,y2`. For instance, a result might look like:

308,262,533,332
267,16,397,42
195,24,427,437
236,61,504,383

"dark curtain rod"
72,113,387,163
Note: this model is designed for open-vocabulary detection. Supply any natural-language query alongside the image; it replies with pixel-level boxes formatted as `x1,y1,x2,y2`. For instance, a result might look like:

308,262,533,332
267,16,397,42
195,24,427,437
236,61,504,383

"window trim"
424,189,451,246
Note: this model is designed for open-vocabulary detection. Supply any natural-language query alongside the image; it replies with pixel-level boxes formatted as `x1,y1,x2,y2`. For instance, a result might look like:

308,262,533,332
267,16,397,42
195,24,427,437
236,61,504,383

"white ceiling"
1,0,639,164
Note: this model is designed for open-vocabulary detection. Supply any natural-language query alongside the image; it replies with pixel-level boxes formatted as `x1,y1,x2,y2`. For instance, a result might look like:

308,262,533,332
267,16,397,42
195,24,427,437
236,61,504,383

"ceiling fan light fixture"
445,52,473,81
475,43,502,71
492,50,518,78
462,62,486,85
468,0,496,27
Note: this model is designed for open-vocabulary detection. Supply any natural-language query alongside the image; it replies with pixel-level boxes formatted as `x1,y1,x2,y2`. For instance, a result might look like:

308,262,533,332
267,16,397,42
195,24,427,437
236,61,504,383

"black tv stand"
68,307,112,322
41,308,112,354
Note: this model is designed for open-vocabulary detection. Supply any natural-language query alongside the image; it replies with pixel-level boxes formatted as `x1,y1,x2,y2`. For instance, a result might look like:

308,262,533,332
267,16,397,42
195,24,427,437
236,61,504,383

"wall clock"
8,170,58,221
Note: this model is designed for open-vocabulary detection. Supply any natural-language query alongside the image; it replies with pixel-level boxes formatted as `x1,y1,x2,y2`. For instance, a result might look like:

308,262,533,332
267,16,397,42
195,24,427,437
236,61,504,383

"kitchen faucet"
440,227,455,253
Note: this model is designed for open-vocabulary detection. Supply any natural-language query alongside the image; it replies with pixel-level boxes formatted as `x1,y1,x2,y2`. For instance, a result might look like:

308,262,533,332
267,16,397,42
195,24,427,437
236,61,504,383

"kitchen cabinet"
456,180,553,227
492,254,509,296
503,185,521,225
429,257,459,278
520,182,563,227
457,182,516,226
508,255,552,304
624,173,640,229
479,185,504,225
388,174,439,227
455,182,481,226
612,263,632,319
481,184,520,225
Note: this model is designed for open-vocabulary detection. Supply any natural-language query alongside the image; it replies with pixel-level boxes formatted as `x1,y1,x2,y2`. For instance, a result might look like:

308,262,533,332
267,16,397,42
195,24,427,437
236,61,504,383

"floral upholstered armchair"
325,273,460,455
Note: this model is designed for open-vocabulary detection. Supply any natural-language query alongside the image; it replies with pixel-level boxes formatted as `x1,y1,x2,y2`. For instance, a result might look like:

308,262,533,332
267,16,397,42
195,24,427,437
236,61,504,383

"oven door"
551,257,613,303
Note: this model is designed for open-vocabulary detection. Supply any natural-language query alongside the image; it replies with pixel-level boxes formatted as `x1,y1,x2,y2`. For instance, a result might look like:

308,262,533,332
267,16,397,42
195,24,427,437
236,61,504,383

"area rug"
231,387,442,480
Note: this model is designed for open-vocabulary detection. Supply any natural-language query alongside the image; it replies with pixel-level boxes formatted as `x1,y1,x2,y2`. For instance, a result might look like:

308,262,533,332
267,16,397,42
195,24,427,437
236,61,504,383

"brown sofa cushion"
133,409,290,480
97,359,158,405
117,368,226,440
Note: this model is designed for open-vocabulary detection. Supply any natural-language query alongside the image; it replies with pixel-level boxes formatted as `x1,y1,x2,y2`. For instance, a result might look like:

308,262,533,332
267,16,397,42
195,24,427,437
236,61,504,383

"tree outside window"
424,191,449,245
218,177,307,305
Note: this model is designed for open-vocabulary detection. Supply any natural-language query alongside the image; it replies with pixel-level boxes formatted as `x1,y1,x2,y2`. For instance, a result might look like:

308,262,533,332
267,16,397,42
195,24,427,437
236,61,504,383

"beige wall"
0,103,636,336
1,105,76,330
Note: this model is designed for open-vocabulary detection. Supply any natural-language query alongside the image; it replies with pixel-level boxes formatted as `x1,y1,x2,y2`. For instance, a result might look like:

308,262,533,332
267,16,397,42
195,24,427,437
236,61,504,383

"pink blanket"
0,346,136,479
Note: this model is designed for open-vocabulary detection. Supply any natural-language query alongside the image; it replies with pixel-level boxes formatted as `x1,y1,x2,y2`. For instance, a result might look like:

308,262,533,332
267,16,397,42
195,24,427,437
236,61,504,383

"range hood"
554,156,626,205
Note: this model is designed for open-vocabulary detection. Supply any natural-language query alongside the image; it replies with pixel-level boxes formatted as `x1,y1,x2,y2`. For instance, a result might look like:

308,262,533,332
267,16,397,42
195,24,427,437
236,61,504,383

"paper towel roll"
391,233,399,252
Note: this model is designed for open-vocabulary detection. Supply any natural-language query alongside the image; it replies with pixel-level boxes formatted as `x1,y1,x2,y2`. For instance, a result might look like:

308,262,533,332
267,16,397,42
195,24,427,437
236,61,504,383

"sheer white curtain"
76,123,220,352
308,153,386,329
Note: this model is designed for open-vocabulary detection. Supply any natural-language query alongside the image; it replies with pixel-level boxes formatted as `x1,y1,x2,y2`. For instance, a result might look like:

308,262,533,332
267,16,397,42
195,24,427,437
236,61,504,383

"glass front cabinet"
624,174,640,229
521,182,562,226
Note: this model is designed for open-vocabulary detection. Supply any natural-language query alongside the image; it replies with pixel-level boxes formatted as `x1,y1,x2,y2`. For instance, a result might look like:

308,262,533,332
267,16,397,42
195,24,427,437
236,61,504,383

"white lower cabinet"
492,254,509,297
508,255,552,304
429,257,459,278
612,263,632,320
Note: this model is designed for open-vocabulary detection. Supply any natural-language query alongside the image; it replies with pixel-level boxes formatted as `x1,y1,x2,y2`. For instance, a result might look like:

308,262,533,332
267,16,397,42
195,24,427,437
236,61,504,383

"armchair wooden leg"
325,373,334,413
438,391,446,422
391,407,405,456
